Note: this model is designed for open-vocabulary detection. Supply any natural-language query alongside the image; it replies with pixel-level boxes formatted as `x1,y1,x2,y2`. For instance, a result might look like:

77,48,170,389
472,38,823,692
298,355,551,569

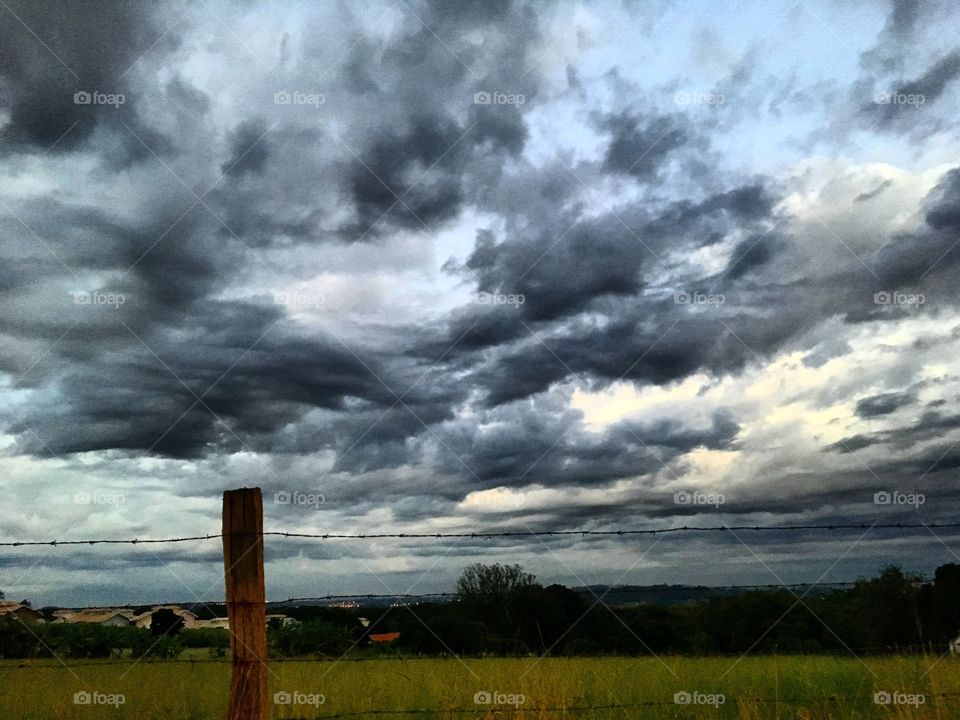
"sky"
1,0,960,607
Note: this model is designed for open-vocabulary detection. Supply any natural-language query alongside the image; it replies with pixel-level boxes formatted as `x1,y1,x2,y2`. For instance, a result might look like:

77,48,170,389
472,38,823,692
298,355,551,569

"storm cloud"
2,0,960,604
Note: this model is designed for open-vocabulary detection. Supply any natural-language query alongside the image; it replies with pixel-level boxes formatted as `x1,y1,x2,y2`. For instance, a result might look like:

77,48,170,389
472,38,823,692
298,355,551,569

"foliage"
268,619,355,658
1,564,958,661
2,655,959,719
178,628,230,650
455,563,539,602
131,633,183,659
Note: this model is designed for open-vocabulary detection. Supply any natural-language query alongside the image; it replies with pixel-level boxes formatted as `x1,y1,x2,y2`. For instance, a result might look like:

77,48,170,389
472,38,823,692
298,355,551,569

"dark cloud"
855,391,916,418
222,120,269,176
9,306,415,458
854,179,893,203
0,0,177,159
345,112,467,232
724,234,777,279
824,434,879,454
4,0,960,603
873,169,960,286
598,111,690,179
895,50,960,105
925,167,960,230
865,50,960,129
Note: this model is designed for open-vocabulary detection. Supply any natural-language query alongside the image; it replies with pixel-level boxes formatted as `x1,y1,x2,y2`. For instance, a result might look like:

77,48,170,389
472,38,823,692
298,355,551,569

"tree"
926,563,960,644
455,563,538,601
149,609,185,637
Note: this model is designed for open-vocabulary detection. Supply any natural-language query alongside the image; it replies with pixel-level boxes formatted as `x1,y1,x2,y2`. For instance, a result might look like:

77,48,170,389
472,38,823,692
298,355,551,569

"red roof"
368,632,401,643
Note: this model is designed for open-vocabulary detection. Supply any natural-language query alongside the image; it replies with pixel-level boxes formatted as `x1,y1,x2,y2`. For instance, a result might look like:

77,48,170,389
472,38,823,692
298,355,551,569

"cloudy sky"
2,0,960,606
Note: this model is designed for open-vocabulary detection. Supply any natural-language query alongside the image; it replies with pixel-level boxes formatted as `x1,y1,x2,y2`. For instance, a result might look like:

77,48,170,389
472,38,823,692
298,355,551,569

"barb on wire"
0,534,221,547
5,522,960,548
262,522,960,539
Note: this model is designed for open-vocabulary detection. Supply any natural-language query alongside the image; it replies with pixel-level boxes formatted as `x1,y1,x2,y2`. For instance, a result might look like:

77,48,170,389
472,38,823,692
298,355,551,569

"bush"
0,619,40,658
41,624,145,659
268,620,354,657
131,633,182,659
178,628,230,650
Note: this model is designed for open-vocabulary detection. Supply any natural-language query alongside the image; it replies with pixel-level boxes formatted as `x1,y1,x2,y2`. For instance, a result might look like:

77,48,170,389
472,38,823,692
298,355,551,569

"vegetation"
2,564,958,662
455,562,538,601
1,565,959,717
1,655,958,719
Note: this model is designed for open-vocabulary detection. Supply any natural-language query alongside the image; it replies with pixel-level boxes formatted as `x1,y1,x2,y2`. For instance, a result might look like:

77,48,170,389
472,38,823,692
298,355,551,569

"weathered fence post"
222,488,268,720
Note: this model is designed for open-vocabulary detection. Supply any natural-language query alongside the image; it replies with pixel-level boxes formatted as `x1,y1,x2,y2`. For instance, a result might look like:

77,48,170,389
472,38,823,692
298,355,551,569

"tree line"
2,563,959,658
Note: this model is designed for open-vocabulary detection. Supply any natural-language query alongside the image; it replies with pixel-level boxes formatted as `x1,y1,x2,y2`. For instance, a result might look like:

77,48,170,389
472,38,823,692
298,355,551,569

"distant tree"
509,584,588,653
132,633,182,659
928,563,960,644
455,563,538,602
150,609,185,637
846,566,923,650
268,619,354,657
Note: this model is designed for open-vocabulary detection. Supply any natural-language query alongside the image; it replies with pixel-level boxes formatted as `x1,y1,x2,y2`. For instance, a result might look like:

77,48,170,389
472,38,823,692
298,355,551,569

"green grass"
2,655,958,719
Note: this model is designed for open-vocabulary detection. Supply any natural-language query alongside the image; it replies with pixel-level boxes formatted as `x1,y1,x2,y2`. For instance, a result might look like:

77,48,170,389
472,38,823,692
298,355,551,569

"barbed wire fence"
4,520,960,546
2,516,959,717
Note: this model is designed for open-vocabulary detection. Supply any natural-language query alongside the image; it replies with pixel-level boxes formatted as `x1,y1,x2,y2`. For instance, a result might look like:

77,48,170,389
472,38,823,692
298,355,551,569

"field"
2,655,959,719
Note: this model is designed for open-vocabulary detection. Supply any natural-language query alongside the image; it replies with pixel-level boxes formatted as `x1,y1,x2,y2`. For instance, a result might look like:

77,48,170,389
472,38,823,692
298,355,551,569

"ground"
2,655,959,719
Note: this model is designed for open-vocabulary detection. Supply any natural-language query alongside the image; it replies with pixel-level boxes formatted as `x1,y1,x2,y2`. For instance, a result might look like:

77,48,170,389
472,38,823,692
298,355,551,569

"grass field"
2,655,958,719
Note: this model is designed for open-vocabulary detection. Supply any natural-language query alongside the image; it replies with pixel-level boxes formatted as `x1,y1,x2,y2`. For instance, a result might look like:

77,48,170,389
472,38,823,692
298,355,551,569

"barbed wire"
0,534,222,547
3,521,960,547
261,522,960,539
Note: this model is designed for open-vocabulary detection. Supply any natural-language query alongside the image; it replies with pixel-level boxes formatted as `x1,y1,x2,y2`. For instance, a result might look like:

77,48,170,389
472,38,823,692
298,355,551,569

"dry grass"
2,654,958,719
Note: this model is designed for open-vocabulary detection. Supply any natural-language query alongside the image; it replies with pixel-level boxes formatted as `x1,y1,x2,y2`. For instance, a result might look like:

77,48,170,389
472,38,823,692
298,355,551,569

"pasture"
2,654,958,719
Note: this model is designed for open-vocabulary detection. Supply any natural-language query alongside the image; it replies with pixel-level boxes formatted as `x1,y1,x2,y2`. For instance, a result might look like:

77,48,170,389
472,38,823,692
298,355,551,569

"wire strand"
4,522,960,547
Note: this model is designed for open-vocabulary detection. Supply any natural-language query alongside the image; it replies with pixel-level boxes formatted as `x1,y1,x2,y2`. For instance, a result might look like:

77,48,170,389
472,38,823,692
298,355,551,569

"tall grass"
2,655,957,719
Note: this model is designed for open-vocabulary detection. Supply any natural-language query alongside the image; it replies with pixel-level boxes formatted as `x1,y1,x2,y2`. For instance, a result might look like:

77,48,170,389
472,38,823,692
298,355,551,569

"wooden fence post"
223,488,268,720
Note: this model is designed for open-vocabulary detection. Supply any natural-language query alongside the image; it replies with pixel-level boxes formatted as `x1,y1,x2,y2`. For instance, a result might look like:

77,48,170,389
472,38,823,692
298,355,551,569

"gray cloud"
2,0,960,602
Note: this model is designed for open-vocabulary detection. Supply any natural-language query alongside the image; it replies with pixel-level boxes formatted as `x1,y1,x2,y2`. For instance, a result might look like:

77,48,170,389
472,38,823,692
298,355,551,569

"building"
267,614,298,627
52,609,134,626
0,602,44,624
193,613,297,630
368,632,401,644
131,606,199,629
194,617,231,630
